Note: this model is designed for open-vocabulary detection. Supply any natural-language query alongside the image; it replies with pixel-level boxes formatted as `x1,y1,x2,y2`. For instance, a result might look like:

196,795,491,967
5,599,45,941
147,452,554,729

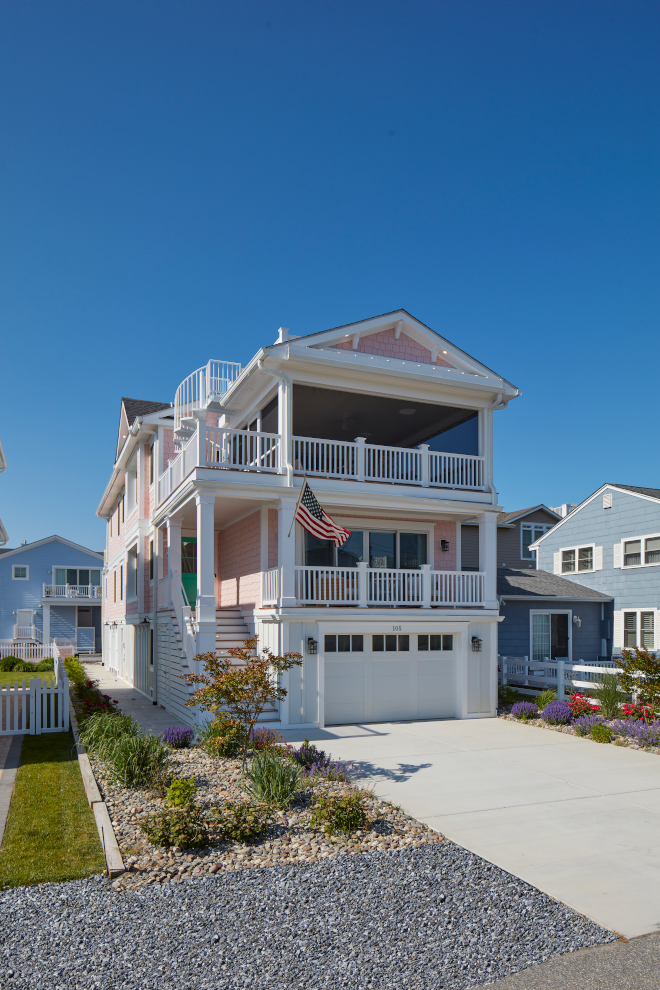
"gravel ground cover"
0,843,617,990
91,747,442,889
498,712,660,754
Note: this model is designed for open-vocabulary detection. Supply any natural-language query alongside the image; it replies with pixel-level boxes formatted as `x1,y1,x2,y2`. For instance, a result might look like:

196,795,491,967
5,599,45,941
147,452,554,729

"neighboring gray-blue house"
0,536,104,654
530,484,660,656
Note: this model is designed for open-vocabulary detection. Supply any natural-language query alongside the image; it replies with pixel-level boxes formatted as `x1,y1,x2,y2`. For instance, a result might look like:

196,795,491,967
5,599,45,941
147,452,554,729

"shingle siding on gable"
536,488,660,610
331,328,454,367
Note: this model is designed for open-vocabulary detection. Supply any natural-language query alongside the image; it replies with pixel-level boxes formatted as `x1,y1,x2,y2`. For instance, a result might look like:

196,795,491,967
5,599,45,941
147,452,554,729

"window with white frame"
623,610,655,649
561,545,594,573
12,565,28,580
125,453,138,516
126,545,138,599
521,523,553,560
304,528,428,569
622,534,660,568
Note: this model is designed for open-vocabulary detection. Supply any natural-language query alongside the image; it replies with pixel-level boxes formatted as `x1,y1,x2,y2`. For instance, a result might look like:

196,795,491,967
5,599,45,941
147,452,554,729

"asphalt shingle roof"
497,568,611,600
497,505,560,524
122,398,171,425
609,484,660,501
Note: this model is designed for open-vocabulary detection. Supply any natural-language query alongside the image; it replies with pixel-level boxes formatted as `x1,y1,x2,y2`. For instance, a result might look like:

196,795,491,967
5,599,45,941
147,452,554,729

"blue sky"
1,1,659,548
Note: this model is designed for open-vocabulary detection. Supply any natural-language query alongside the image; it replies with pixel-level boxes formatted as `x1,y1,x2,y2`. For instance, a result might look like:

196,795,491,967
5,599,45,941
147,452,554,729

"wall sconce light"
307,638,318,655
572,615,582,628
141,616,149,624
471,636,482,652
441,540,450,552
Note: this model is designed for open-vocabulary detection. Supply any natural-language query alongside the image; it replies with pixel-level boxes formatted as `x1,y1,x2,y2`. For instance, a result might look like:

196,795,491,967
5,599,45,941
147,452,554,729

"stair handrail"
169,567,196,664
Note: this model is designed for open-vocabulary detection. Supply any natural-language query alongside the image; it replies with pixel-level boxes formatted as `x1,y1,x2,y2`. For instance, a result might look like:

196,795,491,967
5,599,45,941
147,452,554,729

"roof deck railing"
174,360,242,434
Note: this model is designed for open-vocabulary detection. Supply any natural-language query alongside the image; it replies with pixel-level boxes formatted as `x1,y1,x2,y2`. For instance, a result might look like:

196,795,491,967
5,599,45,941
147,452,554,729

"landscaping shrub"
166,776,197,807
289,740,355,780
590,723,613,744
249,726,287,752
510,701,538,722
540,700,572,725
572,713,606,737
197,717,243,758
35,657,54,672
79,711,141,759
241,751,301,807
109,735,171,789
0,656,22,672
210,801,273,842
568,693,598,718
64,656,89,686
617,646,660,707
498,685,518,706
140,805,209,849
610,719,660,748
80,693,118,719
534,688,557,711
621,702,656,724
591,673,626,720
310,791,371,836
161,726,195,749
10,661,35,674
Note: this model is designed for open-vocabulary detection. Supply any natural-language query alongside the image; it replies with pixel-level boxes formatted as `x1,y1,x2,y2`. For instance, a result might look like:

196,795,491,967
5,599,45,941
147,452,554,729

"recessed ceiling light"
399,408,416,415
443,350,447,354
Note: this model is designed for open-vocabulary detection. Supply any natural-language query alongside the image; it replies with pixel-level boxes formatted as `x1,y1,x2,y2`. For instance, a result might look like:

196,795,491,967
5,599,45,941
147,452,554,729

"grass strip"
0,731,106,887
0,671,55,688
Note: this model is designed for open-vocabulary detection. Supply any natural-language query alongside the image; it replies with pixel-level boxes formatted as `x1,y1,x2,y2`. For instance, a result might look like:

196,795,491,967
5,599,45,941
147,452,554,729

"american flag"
294,482,351,547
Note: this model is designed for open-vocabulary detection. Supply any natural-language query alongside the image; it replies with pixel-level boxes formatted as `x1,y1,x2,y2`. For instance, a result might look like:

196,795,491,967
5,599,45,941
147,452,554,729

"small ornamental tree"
617,647,660,707
184,637,303,766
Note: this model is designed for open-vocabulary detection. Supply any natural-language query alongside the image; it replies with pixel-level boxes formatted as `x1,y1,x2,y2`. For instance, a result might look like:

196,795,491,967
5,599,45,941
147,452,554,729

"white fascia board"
0,535,103,560
0,517,7,544
527,483,660,549
501,594,612,602
502,505,561,525
0,438,6,473
97,421,158,518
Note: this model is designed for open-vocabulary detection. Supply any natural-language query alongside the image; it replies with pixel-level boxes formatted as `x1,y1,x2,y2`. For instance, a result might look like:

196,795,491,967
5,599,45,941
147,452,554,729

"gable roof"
0,535,104,562
497,505,561,525
529,482,660,549
498,567,612,600
117,397,171,459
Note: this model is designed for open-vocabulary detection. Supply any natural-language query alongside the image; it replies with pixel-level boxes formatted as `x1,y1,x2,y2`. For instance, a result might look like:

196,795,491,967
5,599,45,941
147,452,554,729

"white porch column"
43,604,51,648
167,519,182,587
196,494,216,653
277,378,293,485
278,498,297,607
478,512,498,609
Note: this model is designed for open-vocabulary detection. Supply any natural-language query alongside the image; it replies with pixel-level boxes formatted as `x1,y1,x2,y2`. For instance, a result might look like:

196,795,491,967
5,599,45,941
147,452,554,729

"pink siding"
332,327,453,367
126,600,138,615
433,521,457,570
268,509,278,568
219,512,261,607
162,428,176,468
103,563,128,620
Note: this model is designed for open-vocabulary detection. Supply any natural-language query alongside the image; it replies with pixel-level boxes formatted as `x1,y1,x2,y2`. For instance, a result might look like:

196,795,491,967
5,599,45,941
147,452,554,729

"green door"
181,537,197,607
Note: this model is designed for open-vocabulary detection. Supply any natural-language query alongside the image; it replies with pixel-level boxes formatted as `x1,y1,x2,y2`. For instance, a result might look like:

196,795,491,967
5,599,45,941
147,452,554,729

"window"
125,453,137,516
623,611,654,649
304,529,427,569
372,635,409,651
127,546,138,599
114,570,117,603
624,540,641,567
622,535,660,568
369,533,395,569
149,445,154,485
149,540,154,580
54,568,101,590
418,634,453,651
324,634,363,652
120,565,124,601
12,565,28,580
561,546,594,573
521,523,553,560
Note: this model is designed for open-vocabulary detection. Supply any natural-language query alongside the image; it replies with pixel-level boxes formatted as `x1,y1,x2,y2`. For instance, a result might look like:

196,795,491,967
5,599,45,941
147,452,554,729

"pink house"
96,310,520,728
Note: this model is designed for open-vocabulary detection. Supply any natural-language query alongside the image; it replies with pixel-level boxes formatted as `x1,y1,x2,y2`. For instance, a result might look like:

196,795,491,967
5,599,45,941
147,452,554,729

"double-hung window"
622,535,660,567
561,546,594,573
624,611,655,649
521,524,553,561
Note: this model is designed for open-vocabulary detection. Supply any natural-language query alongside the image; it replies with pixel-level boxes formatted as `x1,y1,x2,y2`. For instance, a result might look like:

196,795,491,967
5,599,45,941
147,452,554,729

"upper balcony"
43,584,103,600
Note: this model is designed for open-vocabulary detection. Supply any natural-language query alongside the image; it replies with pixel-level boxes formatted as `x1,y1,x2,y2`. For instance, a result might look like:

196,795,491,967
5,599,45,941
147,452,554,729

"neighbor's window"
624,611,655,649
562,546,593,573
12,565,28,580
645,537,660,564
624,540,641,567
521,523,553,560
54,568,101,589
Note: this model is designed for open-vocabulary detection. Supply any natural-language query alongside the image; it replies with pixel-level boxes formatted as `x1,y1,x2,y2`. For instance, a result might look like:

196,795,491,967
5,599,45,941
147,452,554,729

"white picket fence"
499,656,623,701
0,656,70,735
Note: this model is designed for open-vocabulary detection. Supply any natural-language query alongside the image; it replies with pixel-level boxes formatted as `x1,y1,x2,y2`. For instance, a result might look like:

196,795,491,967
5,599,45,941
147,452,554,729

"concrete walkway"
0,735,23,846
83,664,190,736
281,717,660,939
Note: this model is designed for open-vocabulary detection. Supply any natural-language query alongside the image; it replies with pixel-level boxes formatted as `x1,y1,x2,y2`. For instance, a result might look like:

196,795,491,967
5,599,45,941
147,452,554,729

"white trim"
520,522,554,560
616,607,658,652
12,564,29,580
558,543,597,575
0,536,103,562
529,609,573,663
530,484,660,549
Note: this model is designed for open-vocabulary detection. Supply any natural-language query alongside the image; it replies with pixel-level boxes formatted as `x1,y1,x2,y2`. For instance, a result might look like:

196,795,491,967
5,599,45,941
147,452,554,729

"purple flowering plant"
290,740,356,781
610,719,660,748
572,713,606,736
541,700,573,725
161,726,194,749
510,701,538,722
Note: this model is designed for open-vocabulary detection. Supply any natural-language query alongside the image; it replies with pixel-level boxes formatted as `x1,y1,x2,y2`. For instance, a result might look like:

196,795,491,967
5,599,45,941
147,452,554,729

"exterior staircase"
215,607,253,655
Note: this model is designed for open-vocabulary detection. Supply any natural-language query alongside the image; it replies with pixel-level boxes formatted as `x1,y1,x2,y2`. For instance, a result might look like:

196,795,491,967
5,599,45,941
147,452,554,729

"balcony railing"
43,584,102,599
174,360,242,434
157,425,487,504
13,625,43,642
261,566,486,607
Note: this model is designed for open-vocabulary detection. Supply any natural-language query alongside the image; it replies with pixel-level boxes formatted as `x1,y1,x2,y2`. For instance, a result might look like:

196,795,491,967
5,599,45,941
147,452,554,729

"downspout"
257,356,294,485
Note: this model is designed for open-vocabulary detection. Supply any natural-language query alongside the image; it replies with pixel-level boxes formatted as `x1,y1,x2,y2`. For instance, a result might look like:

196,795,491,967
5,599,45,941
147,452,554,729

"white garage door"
324,632,456,725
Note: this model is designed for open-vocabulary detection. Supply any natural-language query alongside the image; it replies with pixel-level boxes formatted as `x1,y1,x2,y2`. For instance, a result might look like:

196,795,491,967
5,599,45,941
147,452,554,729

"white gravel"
0,844,616,989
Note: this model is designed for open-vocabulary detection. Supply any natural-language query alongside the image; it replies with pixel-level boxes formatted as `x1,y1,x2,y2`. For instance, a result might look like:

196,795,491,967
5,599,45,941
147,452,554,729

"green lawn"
0,670,55,687
0,731,106,887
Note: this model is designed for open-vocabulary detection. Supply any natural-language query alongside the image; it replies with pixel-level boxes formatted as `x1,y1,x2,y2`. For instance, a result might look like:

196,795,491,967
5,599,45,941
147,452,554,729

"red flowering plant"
621,702,656,724
81,693,119,718
568,693,599,718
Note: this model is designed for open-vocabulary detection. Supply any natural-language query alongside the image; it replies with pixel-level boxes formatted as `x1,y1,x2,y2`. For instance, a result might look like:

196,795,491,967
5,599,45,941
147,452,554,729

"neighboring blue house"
0,536,104,654
530,484,660,656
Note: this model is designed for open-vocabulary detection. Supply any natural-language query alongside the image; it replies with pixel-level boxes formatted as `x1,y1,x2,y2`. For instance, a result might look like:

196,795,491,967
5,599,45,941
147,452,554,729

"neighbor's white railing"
261,568,280,606
499,657,623,700
430,571,485,605
13,625,42,642
174,360,242,432
42,584,102,599
0,669,69,736
205,428,280,472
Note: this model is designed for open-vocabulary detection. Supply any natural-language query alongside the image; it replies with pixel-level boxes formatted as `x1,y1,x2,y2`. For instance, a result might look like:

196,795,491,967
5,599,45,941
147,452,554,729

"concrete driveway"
281,717,660,939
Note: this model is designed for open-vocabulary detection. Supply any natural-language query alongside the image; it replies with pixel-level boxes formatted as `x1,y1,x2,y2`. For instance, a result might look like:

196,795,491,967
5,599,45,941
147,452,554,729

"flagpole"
288,475,307,537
